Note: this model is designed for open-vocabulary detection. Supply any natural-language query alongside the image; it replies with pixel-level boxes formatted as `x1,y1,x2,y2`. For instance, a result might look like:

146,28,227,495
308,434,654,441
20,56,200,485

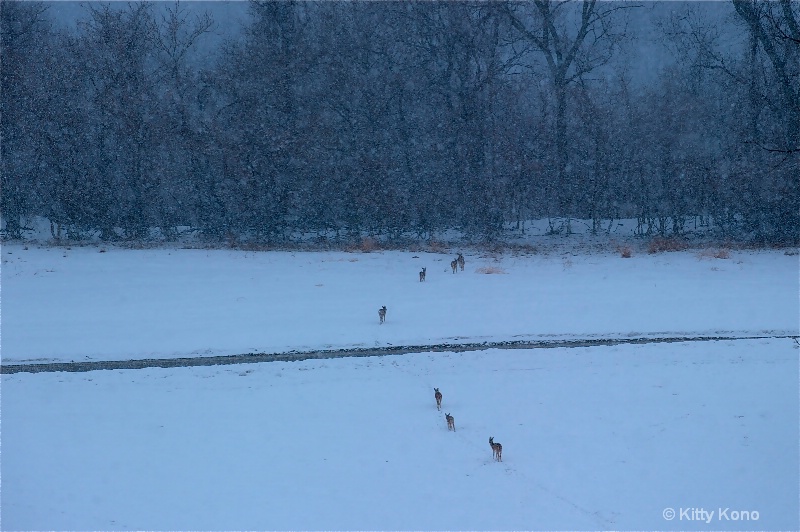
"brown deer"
450,259,458,273
457,253,465,271
419,267,426,282
489,437,502,462
434,388,442,410
445,413,455,431
378,305,387,324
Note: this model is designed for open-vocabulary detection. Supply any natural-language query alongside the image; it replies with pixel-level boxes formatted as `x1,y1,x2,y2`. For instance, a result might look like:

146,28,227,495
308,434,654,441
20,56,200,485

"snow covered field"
1,243,798,530
3,340,797,530
1,245,797,363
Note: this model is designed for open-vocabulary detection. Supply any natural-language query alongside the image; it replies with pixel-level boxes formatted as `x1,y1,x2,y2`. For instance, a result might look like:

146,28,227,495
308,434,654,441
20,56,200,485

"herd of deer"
434,387,503,462
378,253,465,325
451,252,465,274
374,253,502,462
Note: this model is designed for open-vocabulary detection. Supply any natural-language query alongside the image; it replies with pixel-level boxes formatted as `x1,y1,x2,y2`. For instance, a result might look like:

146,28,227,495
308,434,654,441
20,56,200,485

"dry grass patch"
484,242,506,254
428,239,449,254
508,243,538,256
344,237,380,253
610,240,633,257
359,237,380,252
698,248,731,260
475,266,507,274
647,236,689,254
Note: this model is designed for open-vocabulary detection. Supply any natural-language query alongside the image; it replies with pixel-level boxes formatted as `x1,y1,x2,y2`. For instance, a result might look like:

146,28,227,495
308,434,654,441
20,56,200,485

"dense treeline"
1,1,798,244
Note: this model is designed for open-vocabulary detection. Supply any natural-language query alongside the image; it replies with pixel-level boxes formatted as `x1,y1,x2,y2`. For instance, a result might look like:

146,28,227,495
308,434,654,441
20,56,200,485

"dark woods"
1,1,797,244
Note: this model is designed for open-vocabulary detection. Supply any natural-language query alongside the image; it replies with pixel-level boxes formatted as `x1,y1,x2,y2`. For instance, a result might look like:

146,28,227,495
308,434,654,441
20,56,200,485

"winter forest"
1,0,798,245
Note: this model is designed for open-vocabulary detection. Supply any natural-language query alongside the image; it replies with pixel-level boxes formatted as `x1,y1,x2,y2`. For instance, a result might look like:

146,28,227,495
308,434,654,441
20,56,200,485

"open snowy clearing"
1,243,797,530
1,244,797,364
2,339,797,530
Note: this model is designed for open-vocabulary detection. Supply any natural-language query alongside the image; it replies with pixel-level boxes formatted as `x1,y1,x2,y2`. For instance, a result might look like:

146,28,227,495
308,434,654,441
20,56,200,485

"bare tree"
150,1,215,237
732,0,799,153
0,1,51,238
503,0,633,226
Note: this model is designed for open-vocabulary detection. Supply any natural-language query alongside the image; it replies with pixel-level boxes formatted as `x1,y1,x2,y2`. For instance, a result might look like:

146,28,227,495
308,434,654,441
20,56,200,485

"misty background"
1,1,797,244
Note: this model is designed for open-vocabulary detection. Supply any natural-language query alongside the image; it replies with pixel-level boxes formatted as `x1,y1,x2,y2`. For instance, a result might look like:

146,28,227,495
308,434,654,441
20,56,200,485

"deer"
457,253,465,271
450,259,458,274
489,436,502,462
434,388,442,411
445,413,455,431
378,305,387,324
419,267,426,282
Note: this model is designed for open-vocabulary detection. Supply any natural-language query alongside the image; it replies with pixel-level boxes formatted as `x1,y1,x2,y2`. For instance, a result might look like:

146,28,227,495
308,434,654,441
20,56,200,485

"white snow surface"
1,244,798,530
1,245,797,363
3,341,798,530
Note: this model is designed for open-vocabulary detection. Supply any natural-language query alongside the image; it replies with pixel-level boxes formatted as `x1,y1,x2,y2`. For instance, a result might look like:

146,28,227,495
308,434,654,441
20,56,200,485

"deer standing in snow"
419,267,426,282
445,413,455,431
450,259,458,273
489,436,502,461
457,253,465,271
378,305,387,324
434,388,442,410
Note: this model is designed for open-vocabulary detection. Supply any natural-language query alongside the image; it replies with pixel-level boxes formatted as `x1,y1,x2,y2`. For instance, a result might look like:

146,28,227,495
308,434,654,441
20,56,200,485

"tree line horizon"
1,1,797,244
